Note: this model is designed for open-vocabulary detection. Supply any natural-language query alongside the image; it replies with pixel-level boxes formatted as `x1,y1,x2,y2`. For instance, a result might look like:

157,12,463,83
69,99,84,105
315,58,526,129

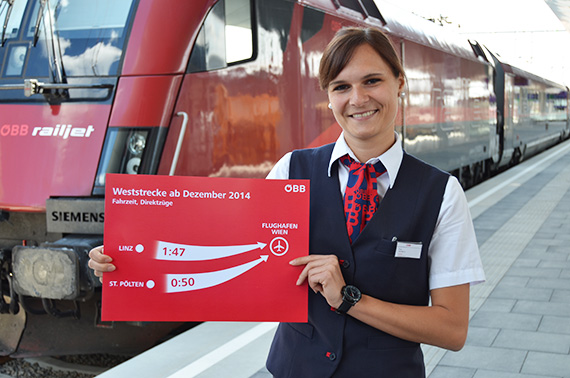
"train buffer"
98,139,570,377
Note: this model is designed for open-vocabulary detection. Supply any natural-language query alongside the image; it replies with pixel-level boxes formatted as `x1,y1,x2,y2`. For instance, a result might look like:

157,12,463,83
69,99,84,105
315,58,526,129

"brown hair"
318,27,405,90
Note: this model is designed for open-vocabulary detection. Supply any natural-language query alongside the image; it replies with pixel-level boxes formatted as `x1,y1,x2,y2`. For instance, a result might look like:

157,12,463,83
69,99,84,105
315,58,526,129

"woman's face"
327,43,404,157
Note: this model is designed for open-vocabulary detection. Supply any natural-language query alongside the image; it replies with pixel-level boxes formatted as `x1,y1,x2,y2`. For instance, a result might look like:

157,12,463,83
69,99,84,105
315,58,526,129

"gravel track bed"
0,354,133,378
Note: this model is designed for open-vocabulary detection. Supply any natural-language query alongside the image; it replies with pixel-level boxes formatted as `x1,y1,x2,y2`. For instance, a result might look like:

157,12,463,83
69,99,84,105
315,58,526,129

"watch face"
344,285,361,303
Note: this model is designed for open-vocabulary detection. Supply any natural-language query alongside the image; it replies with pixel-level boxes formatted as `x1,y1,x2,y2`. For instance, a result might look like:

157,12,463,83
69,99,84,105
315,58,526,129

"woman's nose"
349,86,368,106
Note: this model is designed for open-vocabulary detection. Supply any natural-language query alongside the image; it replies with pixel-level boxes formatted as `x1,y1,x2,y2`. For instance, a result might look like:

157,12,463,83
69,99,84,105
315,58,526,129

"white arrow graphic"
165,255,269,293
156,241,267,261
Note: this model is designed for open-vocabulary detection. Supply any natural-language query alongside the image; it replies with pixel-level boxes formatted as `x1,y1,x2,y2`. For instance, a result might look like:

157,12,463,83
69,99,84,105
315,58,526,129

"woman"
89,26,485,377
264,27,484,377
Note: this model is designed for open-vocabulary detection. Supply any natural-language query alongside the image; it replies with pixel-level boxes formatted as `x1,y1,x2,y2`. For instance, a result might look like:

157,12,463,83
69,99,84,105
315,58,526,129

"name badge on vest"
395,241,422,259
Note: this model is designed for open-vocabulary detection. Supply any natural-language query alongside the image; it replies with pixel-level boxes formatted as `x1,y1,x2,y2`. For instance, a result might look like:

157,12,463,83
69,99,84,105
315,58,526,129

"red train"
0,0,567,356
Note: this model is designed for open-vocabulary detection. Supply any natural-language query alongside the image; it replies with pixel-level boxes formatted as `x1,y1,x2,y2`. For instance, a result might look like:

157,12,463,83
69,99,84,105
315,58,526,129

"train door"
505,73,517,157
160,0,306,179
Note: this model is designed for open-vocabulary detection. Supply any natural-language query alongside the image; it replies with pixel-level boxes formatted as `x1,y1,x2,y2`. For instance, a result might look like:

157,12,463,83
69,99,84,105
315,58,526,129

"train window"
189,0,253,73
24,0,136,77
4,44,27,76
189,1,226,72
226,0,253,63
0,0,27,43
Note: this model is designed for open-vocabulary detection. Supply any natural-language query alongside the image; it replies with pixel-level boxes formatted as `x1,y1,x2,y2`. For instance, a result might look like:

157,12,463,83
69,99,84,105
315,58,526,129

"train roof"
301,0,484,64
501,60,567,90
375,1,482,62
300,0,566,90
481,45,568,90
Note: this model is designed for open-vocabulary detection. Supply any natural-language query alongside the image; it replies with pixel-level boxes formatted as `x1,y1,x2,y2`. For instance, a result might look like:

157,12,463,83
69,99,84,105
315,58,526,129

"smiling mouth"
350,110,377,119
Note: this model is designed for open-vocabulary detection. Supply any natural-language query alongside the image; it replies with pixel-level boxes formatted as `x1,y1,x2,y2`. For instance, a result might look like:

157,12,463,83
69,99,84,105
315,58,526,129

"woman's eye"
332,84,349,91
366,78,381,85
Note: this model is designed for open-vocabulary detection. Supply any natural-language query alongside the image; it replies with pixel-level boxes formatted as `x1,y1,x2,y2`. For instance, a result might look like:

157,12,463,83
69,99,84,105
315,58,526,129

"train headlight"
93,127,167,195
12,246,79,300
128,132,146,155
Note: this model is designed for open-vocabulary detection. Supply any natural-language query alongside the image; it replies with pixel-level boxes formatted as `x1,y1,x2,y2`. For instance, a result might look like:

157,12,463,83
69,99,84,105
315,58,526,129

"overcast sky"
377,0,570,85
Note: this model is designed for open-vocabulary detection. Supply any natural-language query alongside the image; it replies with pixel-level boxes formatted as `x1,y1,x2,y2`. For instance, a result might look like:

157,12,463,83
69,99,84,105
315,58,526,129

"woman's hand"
88,246,115,283
289,255,346,309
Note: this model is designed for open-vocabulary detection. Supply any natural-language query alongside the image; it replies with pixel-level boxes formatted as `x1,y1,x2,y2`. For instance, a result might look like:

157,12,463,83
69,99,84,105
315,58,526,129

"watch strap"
336,298,353,314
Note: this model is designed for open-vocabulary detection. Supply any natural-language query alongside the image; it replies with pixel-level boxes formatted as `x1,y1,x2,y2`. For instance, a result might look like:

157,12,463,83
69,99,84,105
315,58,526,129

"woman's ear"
398,74,405,93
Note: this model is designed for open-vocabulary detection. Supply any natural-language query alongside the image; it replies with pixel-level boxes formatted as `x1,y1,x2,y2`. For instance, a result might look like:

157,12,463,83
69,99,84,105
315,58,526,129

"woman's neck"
345,133,396,162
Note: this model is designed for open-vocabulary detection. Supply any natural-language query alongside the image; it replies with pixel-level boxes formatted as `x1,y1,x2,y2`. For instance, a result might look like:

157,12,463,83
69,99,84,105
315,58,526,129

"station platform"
97,139,570,378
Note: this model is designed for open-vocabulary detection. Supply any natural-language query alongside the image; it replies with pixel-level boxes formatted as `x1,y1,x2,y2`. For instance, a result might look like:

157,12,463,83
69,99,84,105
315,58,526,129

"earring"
328,103,332,109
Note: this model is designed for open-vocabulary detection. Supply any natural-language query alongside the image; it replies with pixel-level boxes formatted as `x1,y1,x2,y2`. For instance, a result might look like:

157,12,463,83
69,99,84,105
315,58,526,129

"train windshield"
0,0,135,79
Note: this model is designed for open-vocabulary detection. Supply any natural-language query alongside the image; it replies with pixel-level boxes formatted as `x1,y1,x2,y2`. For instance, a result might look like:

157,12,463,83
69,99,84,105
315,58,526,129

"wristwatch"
336,285,361,314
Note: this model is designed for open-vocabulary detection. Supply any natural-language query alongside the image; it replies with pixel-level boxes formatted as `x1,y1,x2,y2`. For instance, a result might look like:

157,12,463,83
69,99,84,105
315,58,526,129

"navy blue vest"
266,143,449,378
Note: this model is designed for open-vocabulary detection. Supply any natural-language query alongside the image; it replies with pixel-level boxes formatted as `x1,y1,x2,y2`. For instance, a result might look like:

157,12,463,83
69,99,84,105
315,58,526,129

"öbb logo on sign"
284,184,306,193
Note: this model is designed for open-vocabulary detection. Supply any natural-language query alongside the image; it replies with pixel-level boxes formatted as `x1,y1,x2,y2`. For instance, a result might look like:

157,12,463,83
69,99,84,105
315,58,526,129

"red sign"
102,174,309,322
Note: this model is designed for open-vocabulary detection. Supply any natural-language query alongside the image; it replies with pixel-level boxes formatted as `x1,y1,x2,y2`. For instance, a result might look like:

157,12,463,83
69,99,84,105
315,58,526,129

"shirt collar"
328,132,403,189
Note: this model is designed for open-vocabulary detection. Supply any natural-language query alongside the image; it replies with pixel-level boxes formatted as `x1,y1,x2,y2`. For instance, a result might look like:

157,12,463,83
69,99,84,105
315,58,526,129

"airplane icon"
270,237,289,256
274,241,285,252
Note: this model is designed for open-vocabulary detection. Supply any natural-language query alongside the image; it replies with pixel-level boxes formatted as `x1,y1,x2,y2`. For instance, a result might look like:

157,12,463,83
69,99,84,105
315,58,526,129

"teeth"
352,110,376,119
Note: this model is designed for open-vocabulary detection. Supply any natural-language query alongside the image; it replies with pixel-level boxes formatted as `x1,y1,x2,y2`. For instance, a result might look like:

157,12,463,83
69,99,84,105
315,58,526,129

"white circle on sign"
270,237,289,256
135,244,144,253
146,280,155,289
